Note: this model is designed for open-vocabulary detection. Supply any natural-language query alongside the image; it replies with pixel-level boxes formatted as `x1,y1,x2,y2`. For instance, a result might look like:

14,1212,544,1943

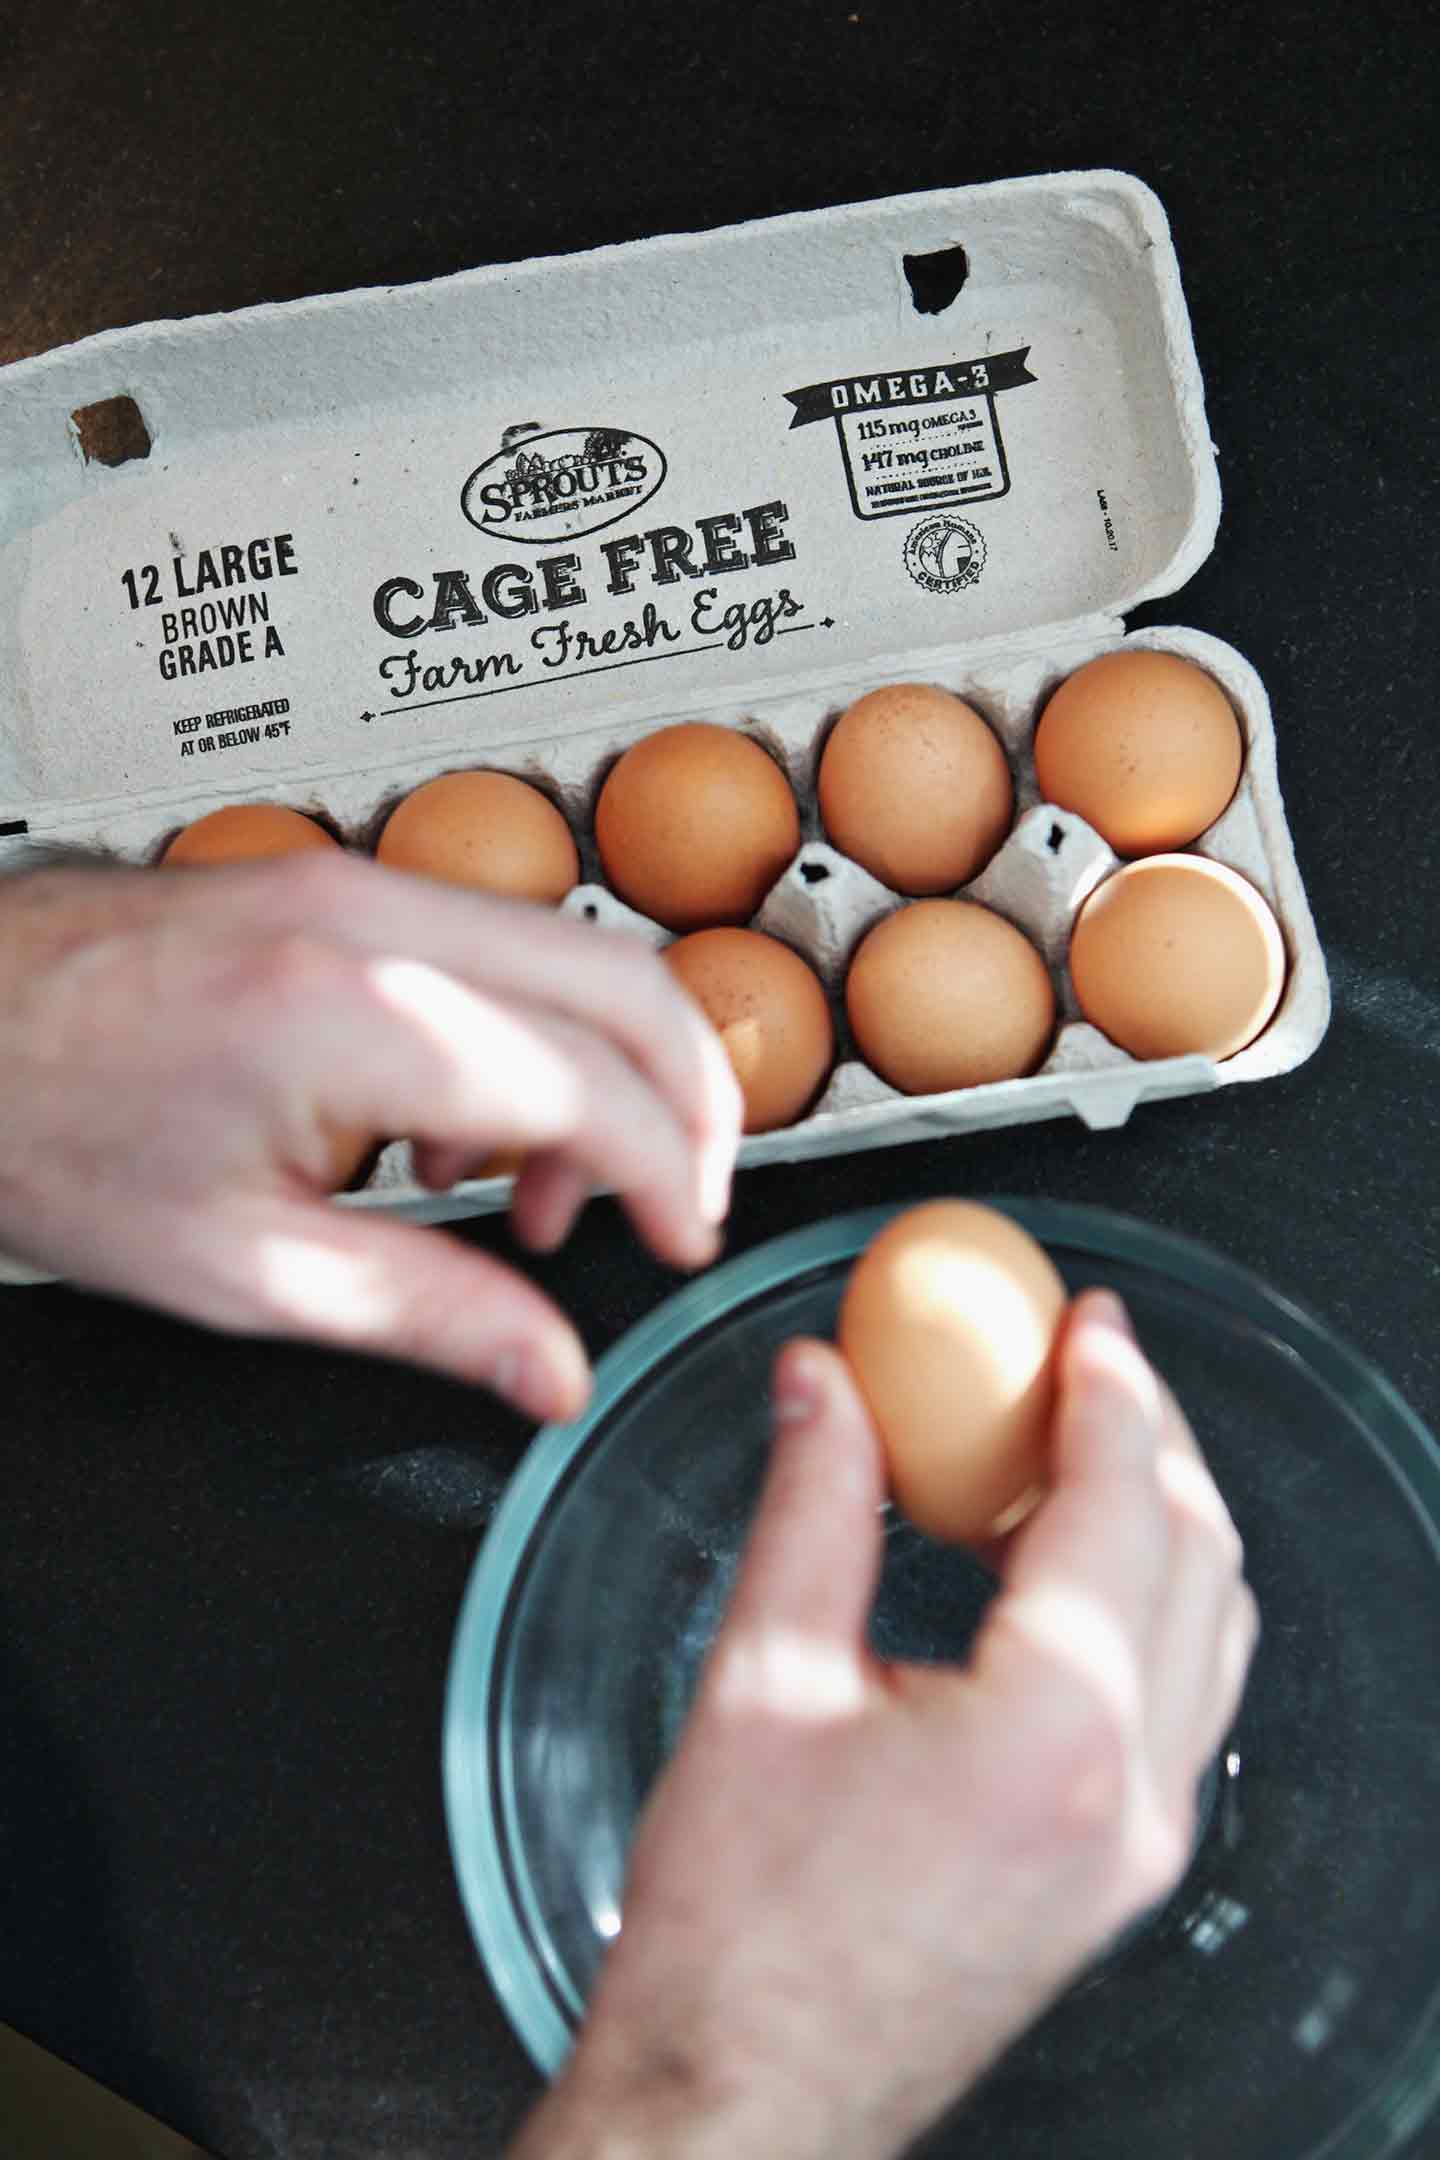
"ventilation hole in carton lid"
1047,822,1065,855
799,860,830,885
0,818,29,837
71,395,152,467
902,244,969,316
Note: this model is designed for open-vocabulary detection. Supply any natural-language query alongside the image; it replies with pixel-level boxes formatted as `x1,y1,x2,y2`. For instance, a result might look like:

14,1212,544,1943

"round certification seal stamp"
903,514,987,594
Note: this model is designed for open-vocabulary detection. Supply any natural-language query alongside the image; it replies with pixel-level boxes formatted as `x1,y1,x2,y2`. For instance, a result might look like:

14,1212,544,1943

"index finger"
176,854,745,1215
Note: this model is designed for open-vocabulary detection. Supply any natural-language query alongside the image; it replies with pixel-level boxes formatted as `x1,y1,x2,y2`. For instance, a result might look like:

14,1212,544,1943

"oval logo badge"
461,428,668,545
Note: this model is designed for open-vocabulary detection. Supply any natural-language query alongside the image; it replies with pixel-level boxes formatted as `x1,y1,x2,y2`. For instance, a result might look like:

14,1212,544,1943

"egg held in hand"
838,1201,1068,1544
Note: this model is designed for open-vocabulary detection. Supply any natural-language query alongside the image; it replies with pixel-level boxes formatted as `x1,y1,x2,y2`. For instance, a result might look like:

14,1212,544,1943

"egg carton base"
0,620,1330,1230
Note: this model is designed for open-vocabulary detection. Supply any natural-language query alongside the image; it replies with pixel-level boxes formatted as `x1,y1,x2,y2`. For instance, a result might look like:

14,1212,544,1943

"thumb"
716,1339,887,1670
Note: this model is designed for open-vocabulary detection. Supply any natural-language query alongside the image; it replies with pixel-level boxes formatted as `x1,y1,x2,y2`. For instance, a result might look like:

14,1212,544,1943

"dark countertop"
2,5,1437,2156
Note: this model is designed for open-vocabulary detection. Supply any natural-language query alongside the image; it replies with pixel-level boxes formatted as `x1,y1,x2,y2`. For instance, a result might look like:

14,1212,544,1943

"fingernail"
1087,1290,1135,1340
774,1348,823,1426
492,1341,589,1424
527,1190,587,1254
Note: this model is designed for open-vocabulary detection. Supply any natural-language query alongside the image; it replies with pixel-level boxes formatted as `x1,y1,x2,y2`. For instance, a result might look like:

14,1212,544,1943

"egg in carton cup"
0,171,1328,1247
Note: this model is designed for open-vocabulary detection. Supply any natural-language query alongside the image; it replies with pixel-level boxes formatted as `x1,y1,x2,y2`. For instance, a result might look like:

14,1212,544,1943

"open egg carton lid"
0,169,1329,1236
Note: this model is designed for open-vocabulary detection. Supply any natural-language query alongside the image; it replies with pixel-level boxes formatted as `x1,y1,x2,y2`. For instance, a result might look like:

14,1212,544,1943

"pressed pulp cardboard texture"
0,170,1328,1230
0,174,1208,829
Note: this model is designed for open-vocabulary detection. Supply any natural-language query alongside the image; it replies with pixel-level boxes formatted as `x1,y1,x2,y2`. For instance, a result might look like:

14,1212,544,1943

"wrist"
506,1949,1032,2160
507,2034,871,2160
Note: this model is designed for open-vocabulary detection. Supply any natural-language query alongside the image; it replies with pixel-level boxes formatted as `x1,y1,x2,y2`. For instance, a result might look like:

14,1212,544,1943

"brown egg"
476,1148,527,1179
323,1124,380,1192
1034,649,1243,856
839,1201,1067,1544
846,901,1055,1094
664,928,833,1132
1069,854,1286,1061
595,723,800,931
377,770,578,902
162,803,338,865
818,682,1013,893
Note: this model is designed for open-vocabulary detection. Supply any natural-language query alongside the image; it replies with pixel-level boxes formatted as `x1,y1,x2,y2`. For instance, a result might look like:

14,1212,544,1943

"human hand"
513,1291,1258,2159
0,858,740,1417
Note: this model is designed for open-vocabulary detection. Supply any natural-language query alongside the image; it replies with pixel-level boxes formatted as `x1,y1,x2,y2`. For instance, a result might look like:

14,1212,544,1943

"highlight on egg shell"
838,1200,1068,1545
1033,648,1244,858
818,681,1014,895
663,926,834,1133
1068,853,1287,1061
376,769,579,902
161,802,340,865
595,722,801,932
845,899,1056,1095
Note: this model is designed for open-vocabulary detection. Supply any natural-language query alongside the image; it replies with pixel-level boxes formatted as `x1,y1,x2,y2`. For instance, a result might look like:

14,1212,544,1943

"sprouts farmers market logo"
461,426,668,545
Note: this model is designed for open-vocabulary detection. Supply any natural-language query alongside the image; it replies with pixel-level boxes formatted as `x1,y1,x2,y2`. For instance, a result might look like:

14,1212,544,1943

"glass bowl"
444,1201,1440,2158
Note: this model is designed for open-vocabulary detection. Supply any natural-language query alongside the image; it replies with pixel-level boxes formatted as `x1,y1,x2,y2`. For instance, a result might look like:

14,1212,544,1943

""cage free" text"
371,500,796,638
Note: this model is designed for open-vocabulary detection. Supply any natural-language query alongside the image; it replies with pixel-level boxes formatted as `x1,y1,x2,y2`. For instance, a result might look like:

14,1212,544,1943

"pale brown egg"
818,682,1013,893
845,900,1055,1094
1034,649,1243,856
595,723,800,931
322,1123,380,1193
376,770,579,902
162,802,339,865
663,927,833,1132
1069,854,1286,1061
839,1200,1067,1544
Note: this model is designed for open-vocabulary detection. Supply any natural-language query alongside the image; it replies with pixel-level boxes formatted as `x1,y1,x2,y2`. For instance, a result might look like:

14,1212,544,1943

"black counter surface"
3,4,1437,2155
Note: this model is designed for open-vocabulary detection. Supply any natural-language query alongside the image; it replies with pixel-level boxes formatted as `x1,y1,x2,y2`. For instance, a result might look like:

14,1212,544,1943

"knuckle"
1030,1700,1132,1849
593,921,667,986
1200,1490,1245,1573
270,846,360,912
1174,1496,1244,1584
239,930,346,1020
1060,1724,1130,1840
1130,1808,1194,1911
1204,1505,1246,1580
1164,1456,1245,1575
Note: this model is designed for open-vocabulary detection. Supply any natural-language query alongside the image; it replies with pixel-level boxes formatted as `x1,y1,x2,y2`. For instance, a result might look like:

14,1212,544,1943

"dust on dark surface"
331,1446,504,1530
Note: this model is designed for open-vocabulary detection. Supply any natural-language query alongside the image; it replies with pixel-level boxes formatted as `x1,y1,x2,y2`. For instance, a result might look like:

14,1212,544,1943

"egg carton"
342,620,1324,1218
0,171,1330,1249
